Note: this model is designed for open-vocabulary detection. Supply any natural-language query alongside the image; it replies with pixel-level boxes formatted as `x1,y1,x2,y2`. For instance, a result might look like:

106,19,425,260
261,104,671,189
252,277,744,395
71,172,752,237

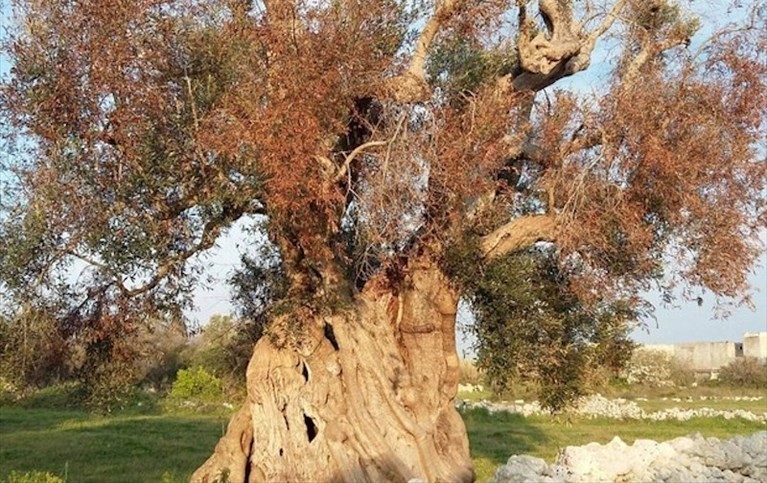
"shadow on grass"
0,407,226,483
3,404,543,482
461,407,547,471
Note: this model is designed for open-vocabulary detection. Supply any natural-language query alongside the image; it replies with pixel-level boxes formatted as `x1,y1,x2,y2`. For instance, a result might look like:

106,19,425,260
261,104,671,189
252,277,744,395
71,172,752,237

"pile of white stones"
457,394,767,422
494,431,767,483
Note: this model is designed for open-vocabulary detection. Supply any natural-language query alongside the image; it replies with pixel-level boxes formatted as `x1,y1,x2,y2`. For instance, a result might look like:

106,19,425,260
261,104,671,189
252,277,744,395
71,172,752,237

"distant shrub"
168,367,223,404
0,377,20,405
624,349,694,387
668,359,696,387
3,471,63,483
0,309,68,389
458,359,482,386
16,382,85,410
719,357,767,388
0,305,187,411
181,315,261,390
80,361,146,413
141,346,186,392
134,321,188,392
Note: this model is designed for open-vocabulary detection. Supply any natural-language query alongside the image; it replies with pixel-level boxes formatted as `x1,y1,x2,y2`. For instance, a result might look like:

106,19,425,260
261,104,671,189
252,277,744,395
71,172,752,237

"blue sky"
1,0,765,347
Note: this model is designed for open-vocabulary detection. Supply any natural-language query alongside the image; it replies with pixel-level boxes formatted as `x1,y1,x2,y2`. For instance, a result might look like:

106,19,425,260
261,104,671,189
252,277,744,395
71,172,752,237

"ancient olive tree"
1,0,765,481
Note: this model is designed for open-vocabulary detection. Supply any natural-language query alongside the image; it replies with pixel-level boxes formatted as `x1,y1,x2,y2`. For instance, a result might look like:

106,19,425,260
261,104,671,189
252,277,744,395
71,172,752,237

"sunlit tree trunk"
192,259,473,483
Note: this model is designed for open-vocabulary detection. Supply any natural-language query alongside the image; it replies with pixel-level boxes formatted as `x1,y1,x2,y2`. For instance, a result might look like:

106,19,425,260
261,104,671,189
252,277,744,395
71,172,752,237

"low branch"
67,204,246,298
122,207,244,296
480,215,557,259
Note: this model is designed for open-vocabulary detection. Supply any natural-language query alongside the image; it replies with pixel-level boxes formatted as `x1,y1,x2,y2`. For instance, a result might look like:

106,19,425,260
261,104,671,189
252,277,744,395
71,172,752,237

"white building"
640,332,767,373
743,332,767,362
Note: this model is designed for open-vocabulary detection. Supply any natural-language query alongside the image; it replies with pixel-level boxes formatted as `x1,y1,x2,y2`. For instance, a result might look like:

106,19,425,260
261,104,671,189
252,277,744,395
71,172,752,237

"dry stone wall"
457,394,767,422
494,431,767,483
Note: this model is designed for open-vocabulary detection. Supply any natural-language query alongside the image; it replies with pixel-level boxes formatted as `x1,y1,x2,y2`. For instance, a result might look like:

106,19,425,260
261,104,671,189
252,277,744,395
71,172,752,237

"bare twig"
382,114,407,175
334,140,388,183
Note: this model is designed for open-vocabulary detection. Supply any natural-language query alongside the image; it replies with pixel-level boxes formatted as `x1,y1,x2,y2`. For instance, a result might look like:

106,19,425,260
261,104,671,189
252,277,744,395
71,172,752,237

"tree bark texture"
192,259,472,483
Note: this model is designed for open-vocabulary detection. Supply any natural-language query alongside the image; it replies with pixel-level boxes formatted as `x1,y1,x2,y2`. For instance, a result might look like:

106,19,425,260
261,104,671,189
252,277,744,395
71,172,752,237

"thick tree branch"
504,0,626,92
123,204,248,296
480,215,557,259
384,0,467,102
621,36,690,90
506,136,546,164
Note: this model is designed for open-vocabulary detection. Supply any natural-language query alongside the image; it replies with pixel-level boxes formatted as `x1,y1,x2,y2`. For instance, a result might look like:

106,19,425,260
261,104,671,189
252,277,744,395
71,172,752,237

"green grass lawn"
1,406,765,482
0,407,228,482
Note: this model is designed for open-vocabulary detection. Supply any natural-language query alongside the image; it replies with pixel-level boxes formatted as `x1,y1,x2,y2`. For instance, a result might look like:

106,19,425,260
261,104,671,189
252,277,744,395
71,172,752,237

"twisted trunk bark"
192,259,472,482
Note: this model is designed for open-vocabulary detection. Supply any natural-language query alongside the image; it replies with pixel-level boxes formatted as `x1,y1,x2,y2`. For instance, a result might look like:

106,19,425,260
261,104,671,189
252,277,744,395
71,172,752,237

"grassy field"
2,405,765,483
0,407,226,483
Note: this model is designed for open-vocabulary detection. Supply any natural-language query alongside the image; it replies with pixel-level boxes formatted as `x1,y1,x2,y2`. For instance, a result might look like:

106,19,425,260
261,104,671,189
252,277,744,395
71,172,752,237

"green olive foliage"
447,240,637,409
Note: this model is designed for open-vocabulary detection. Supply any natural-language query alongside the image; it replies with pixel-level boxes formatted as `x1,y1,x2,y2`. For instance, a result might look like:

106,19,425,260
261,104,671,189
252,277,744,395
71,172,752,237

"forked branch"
508,0,626,92
67,204,247,298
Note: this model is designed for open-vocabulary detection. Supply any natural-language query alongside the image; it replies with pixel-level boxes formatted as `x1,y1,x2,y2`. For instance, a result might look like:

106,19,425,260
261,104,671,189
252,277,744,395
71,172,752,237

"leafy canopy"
0,0,765,396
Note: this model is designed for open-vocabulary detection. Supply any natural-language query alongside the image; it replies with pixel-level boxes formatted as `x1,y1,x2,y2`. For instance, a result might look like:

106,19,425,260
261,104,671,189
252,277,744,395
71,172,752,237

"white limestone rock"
492,431,767,483
494,455,549,483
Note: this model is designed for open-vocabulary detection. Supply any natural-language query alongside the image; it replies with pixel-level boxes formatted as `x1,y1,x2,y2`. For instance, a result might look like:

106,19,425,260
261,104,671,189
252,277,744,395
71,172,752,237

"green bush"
181,315,260,390
16,382,86,409
3,471,63,483
719,357,767,388
168,367,223,403
0,309,68,389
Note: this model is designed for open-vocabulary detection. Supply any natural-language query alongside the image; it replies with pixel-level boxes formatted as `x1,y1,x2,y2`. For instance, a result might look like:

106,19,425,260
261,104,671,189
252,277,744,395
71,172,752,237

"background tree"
1,0,765,481
0,306,68,390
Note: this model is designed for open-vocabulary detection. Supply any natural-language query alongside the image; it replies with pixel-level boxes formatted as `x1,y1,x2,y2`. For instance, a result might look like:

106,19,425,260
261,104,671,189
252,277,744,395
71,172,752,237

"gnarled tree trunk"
192,259,473,482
